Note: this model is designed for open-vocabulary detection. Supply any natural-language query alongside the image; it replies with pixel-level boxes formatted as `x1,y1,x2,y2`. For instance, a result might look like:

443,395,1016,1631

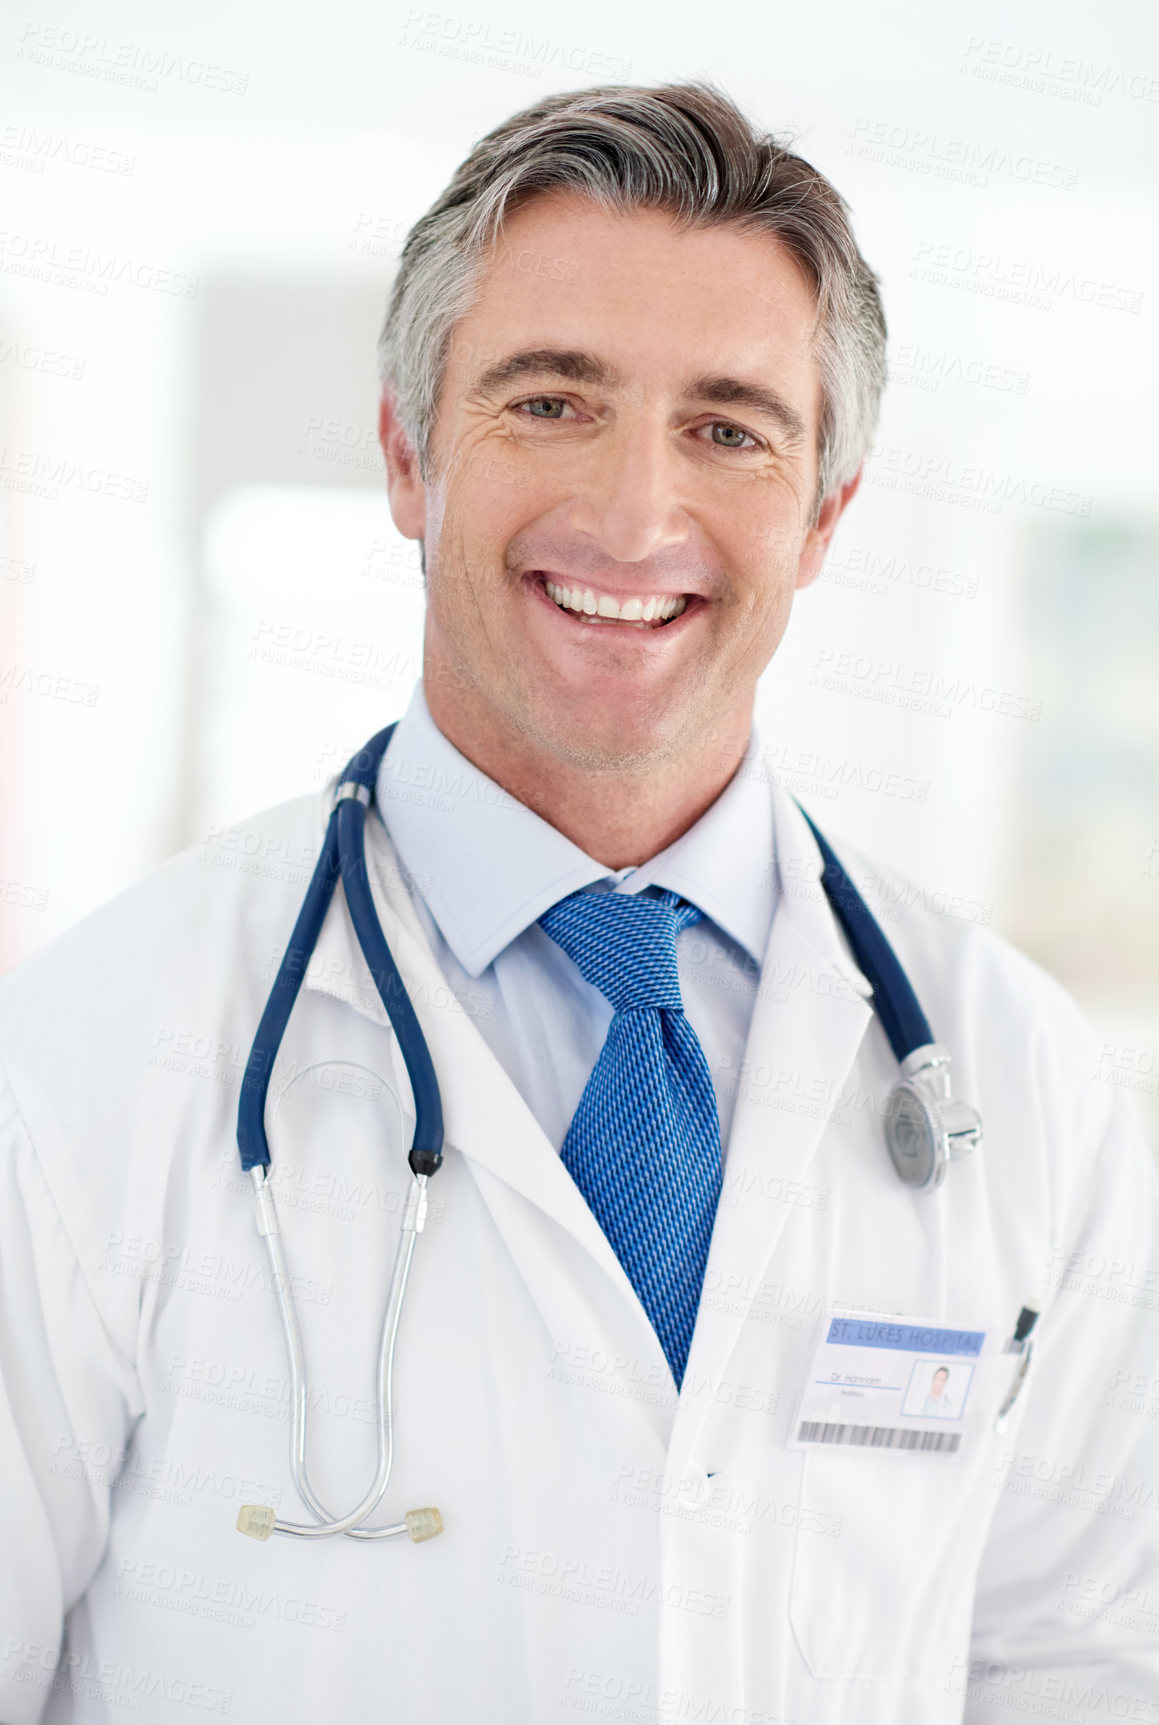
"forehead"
452,192,822,413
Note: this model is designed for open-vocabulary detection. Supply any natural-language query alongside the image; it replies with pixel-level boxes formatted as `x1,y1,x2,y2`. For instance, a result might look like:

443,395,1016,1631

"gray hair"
378,82,886,504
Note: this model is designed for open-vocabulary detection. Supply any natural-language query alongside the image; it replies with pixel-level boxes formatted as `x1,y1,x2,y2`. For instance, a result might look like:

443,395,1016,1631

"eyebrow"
471,348,808,443
473,348,623,394
687,374,808,443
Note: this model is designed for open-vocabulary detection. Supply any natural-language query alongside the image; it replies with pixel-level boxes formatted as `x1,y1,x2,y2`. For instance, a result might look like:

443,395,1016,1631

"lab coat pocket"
788,1446,983,1679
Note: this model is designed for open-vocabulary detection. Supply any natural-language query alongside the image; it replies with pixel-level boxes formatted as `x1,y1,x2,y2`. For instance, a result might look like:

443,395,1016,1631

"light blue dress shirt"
376,687,778,1153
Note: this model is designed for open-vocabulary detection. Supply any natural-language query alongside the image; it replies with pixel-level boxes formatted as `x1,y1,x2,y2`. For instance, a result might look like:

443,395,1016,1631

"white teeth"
542,580,689,625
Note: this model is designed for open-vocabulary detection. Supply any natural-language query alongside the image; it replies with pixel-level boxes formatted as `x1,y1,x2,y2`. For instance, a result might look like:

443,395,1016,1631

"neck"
423,680,751,870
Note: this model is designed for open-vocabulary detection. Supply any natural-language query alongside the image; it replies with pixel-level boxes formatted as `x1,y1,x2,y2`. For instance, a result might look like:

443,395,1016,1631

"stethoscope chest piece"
885,1044,983,1191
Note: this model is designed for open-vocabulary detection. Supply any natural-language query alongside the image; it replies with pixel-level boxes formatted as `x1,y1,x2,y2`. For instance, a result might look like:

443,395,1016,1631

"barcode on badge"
797,1421,961,1453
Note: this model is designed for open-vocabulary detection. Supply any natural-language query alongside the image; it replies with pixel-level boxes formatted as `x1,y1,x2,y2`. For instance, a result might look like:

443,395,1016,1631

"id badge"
790,1311,988,1459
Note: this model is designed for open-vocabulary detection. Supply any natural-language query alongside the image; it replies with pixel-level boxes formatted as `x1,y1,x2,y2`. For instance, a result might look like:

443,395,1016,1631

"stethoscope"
234,725,982,1546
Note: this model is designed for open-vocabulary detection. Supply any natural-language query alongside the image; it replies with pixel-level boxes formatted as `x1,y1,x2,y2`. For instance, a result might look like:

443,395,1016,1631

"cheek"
721,489,804,565
424,505,510,639
732,533,801,616
423,508,476,622
432,447,529,558
719,574,798,672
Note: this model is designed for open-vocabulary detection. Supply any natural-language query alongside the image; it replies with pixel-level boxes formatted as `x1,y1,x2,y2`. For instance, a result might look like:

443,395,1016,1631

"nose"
566,421,689,564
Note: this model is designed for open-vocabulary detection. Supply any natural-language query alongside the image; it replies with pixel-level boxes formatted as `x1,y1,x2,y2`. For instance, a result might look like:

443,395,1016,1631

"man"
922,1365,953,1417
1,82,1156,1724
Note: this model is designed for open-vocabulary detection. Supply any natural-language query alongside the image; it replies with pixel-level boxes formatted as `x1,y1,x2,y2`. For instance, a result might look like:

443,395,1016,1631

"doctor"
1,81,1158,1724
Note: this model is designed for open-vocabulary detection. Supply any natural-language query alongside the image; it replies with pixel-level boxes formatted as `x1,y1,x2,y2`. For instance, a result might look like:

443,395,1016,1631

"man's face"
384,192,855,771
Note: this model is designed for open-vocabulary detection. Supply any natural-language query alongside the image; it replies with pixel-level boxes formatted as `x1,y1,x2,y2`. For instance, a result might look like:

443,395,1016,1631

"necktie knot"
539,889,702,1013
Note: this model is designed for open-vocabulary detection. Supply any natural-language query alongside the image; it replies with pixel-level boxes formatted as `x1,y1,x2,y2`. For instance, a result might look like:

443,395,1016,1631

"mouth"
534,573,691,628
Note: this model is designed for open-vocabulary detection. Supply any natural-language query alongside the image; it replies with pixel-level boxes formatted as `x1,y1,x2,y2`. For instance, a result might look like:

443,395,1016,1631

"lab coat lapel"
302,802,640,1304
678,788,873,1422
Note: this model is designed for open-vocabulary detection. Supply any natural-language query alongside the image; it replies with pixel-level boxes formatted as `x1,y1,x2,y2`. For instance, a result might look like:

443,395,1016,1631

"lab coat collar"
302,760,871,1020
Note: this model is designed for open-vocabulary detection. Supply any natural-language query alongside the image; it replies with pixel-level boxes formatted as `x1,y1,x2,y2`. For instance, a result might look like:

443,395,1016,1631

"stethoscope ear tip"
236,1502,444,1543
405,1507,445,1542
237,1504,277,1541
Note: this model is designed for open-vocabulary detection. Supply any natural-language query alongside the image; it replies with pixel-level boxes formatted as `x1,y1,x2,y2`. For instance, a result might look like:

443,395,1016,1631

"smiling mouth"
539,575,688,627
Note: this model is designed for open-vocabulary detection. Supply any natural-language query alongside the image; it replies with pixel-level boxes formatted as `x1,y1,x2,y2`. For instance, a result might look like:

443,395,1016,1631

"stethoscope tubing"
336,787,443,1175
237,723,443,1539
237,724,443,1178
796,808,934,1063
251,1164,430,1539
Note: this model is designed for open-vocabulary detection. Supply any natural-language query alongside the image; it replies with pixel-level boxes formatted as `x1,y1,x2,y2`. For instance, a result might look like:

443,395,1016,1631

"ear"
379,392,427,540
794,468,862,591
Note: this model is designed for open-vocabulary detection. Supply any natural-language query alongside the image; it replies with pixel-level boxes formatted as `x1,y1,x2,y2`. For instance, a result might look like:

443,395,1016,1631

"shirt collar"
377,685,774,978
378,688,607,977
626,756,774,968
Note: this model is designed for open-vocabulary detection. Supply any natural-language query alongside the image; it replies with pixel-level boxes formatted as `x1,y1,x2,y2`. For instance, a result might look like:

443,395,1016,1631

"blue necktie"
539,888,723,1387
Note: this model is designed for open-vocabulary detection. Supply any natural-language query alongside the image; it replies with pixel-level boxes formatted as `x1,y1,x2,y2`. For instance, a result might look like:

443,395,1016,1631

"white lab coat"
1,781,1157,1725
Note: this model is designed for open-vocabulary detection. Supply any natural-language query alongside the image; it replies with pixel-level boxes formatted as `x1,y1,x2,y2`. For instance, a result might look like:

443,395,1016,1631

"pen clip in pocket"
994,1306,1039,1432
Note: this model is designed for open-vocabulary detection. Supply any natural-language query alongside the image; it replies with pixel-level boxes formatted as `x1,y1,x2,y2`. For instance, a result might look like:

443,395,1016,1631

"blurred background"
1,0,1156,1147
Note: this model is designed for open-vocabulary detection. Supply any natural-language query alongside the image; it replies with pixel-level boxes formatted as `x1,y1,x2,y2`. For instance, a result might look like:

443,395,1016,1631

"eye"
517,396,570,420
703,420,759,449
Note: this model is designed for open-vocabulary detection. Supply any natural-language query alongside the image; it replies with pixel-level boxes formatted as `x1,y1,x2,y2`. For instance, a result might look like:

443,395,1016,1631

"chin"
517,689,694,773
